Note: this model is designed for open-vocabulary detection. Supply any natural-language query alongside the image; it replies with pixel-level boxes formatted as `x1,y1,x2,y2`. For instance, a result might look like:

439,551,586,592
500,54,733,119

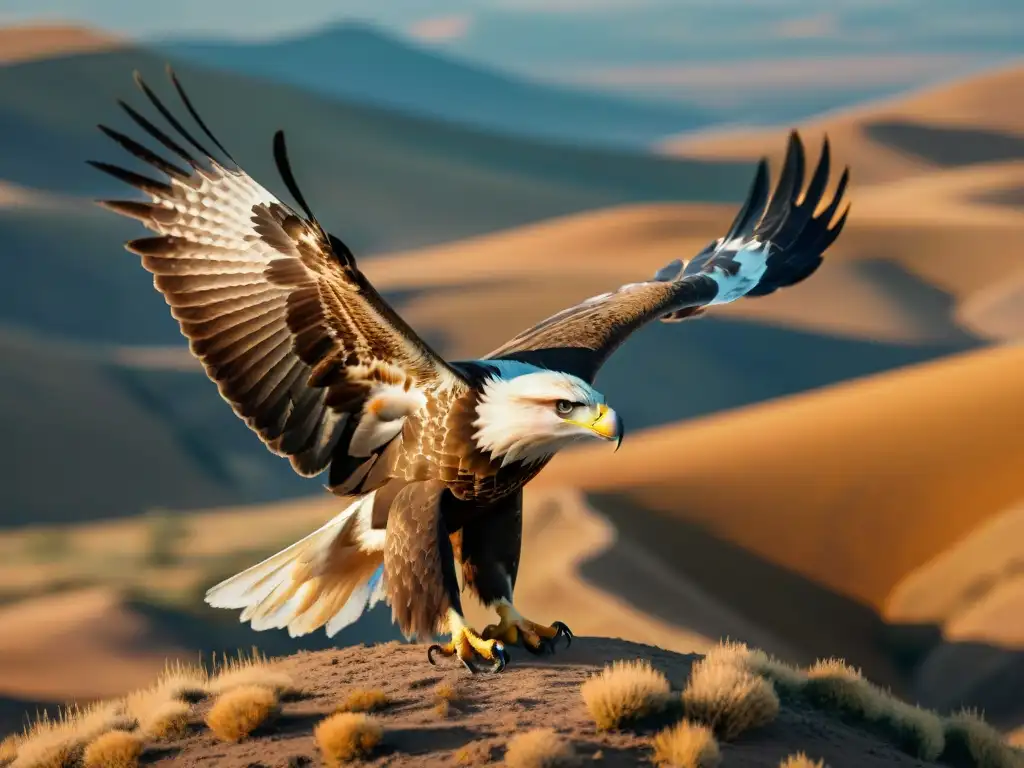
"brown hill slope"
539,342,1024,614
661,64,1024,185
0,23,118,65
5,638,993,767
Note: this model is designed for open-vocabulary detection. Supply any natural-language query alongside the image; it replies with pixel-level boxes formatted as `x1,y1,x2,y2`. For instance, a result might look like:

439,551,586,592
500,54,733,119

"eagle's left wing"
483,132,850,384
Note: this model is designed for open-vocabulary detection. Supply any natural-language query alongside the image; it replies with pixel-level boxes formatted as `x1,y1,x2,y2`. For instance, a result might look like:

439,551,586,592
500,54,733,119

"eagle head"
472,362,623,468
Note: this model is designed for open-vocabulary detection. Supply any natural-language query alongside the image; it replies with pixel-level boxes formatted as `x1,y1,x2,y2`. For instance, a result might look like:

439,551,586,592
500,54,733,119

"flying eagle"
92,69,850,673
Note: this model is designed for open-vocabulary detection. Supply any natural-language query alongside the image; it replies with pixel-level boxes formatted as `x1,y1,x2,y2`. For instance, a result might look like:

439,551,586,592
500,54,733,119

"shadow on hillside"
864,120,1024,168
581,492,1024,729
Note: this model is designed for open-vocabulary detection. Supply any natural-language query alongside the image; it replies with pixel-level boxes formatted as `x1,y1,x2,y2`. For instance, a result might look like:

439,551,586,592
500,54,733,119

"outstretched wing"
483,132,850,383
92,68,468,495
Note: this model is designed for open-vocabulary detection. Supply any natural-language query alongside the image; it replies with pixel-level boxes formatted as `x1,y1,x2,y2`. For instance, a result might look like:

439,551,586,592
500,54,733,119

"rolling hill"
661,63,1024,185
159,21,709,149
537,342,1024,717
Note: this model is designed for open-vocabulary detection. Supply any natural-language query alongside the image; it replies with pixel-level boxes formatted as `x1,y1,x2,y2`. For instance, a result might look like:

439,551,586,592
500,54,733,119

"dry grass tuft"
204,685,280,743
705,640,806,698
800,657,943,760
9,700,134,768
207,648,298,699
315,712,383,766
941,708,1024,768
504,728,581,768
455,740,492,766
651,719,721,767
778,753,828,768
681,655,779,741
580,659,671,731
801,658,887,721
434,680,466,718
81,730,143,768
152,659,210,702
879,698,944,761
336,688,390,714
137,700,190,741
1,734,23,767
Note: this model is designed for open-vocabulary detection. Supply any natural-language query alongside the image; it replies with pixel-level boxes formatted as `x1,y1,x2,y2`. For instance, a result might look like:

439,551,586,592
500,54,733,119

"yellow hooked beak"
576,403,623,451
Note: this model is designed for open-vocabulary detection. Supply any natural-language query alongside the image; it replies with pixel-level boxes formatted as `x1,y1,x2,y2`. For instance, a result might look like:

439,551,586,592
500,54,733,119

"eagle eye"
555,399,575,415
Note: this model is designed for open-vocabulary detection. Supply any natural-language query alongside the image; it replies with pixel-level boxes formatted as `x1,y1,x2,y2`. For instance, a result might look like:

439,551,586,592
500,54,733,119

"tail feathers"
205,493,386,638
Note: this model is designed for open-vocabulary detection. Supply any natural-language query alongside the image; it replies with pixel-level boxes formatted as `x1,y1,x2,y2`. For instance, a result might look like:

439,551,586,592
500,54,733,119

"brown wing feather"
92,68,468,495
484,132,850,384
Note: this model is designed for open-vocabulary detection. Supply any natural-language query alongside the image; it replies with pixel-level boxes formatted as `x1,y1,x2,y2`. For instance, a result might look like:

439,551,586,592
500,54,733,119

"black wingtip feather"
272,130,318,224
724,158,770,242
87,159,172,196
97,122,191,181
133,69,221,166
166,65,236,164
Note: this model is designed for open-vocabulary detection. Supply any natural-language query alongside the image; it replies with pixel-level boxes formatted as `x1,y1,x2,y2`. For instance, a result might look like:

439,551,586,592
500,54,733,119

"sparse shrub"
801,658,886,721
11,701,133,768
315,712,383,765
778,753,827,768
82,730,143,768
138,700,190,740
941,708,1024,768
0,734,22,767
651,719,721,767
877,698,944,761
434,680,465,718
208,649,298,699
800,657,943,761
504,728,581,768
336,689,390,714
204,685,279,743
581,659,671,731
681,656,779,741
705,641,806,699
455,741,491,765
154,659,210,702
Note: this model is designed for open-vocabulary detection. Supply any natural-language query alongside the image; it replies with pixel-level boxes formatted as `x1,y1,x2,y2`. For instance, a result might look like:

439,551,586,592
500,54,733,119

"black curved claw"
490,642,509,673
552,621,573,649
427,644,447,666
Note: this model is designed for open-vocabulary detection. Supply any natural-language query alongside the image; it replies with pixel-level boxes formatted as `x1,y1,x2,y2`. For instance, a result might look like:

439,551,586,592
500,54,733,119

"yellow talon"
428,610,509,673
481,601,573,656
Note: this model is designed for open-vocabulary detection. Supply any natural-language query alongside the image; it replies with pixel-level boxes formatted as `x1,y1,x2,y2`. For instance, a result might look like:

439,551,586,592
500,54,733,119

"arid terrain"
5,638,1022,768
0,17,1022,759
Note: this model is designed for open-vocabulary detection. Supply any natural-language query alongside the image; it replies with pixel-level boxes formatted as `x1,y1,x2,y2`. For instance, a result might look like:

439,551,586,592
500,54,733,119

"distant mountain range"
159,22,709,149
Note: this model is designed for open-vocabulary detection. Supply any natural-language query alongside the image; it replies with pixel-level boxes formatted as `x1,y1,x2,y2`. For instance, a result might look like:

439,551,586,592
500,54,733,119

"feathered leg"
384,480,509,673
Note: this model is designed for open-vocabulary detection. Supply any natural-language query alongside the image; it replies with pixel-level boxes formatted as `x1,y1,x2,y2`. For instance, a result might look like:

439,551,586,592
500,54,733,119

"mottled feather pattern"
383,480,461,639
92,68,469,496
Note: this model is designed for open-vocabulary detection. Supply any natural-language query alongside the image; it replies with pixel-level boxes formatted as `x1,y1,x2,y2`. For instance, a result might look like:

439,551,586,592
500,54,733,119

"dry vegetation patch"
940,709,1024,768
9,701,134,768
801,658,943,760
207,649,298,699
778,753,828,768
681,655,779,741
503,728,581,768
580,659,671,731
434,680,466,718
81,730,143,768
314,712,383,766
704,641,806,699
204,685,280,743
336,688,390,714
651,719,721,768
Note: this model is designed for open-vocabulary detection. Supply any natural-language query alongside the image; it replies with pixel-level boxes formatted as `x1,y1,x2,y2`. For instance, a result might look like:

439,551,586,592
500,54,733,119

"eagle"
91,68,849,673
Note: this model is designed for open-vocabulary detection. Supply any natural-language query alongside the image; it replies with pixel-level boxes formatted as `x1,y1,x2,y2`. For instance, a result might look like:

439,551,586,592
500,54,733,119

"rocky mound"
7,636,1015,768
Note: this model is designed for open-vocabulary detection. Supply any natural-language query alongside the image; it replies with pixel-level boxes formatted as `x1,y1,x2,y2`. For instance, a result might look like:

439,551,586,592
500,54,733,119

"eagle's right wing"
92,68,468,495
